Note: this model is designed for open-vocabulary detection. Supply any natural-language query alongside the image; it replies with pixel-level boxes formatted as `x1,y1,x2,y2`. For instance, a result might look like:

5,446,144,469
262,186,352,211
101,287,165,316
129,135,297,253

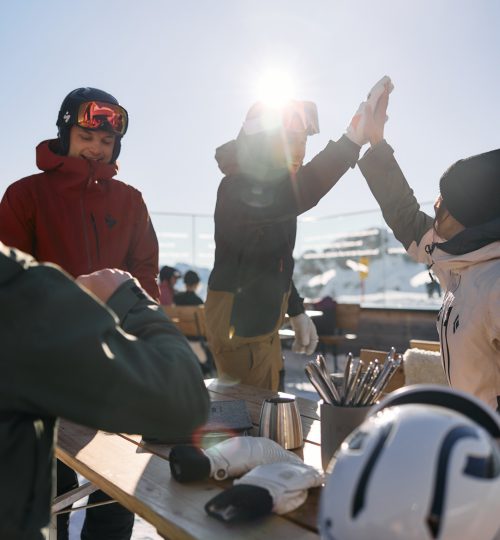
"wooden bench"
359,348,405,395
317,303,361,370
162,305,206,339
162,305,214,375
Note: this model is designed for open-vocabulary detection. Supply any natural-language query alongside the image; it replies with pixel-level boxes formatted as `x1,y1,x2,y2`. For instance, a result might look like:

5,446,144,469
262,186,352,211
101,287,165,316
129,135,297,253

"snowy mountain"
293,226,442,309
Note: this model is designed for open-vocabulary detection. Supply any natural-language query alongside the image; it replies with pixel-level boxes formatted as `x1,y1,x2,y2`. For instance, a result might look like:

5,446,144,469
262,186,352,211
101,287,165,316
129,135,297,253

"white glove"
290,313,318,355
206,436,302,480
169,436,302,482
346,75,394,146
234,461,324,514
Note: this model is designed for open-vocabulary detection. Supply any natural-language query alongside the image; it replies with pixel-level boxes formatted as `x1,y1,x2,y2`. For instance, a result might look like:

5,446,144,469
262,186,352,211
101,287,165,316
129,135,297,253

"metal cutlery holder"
320,402,370,471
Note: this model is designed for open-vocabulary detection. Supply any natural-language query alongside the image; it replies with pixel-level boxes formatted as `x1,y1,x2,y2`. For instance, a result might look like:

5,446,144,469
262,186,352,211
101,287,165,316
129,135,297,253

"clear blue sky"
1,0,499,218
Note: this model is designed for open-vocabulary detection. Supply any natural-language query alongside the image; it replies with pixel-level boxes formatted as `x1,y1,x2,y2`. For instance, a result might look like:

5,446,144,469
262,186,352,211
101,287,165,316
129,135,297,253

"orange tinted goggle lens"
77,101,128,135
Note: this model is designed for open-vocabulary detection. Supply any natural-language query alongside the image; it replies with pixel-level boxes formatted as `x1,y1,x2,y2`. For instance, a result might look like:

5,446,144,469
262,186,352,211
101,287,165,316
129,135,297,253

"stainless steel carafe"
258,397,303,450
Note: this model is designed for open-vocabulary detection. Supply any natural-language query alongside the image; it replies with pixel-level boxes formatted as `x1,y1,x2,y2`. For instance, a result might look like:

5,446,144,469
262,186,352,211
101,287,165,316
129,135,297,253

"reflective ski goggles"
243,100,319,136
77,101,128,136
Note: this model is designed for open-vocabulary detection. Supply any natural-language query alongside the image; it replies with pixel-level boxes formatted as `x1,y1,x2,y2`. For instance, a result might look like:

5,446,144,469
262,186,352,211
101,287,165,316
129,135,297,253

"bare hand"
76,268,134,303
364,86,390,146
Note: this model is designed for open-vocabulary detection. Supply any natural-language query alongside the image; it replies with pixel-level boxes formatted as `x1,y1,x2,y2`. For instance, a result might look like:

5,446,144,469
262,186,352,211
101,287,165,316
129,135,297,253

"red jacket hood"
36,139,118,185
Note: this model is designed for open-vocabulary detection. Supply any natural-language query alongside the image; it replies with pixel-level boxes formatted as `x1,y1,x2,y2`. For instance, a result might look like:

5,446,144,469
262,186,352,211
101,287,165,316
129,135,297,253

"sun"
255,69,297,107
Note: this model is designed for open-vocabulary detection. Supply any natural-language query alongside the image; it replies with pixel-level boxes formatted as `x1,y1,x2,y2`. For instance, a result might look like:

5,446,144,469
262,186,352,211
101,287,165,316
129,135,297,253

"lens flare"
255,69,296,107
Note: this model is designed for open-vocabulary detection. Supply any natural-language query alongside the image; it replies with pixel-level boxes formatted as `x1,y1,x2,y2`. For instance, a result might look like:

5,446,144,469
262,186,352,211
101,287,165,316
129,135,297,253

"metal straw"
305,348,403,407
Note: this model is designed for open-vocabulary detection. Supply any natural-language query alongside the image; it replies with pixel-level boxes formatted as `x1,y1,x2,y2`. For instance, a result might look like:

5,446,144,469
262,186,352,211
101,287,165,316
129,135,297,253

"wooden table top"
56,379,323,539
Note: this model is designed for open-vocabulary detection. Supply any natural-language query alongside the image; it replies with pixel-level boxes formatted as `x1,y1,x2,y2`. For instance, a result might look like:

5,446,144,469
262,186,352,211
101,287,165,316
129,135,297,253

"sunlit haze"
1,1,499,219
255,68,297,106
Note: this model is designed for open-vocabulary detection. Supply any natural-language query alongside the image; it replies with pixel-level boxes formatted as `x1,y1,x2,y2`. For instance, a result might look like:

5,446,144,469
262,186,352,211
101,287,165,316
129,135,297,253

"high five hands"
346,76,394,147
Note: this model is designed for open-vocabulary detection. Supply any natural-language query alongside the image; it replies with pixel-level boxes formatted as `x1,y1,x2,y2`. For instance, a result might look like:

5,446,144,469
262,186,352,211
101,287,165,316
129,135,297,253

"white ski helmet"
318,385,500,540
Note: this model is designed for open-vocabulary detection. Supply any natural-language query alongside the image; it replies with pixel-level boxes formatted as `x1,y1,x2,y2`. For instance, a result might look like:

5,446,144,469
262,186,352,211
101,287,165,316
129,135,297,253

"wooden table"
56,379,323,539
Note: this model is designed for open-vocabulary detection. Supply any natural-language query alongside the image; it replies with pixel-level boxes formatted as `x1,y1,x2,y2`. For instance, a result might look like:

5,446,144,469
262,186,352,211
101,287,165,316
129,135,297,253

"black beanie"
439,149,500,227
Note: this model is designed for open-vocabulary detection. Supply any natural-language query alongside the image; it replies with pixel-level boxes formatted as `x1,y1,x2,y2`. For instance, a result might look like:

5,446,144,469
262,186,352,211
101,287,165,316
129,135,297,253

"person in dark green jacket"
206,99,364,390
0,242,209,540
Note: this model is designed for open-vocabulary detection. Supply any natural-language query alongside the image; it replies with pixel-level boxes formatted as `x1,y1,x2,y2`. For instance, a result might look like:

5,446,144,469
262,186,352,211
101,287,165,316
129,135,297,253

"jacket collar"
433,216,500,256
426,226,500,272
36,139,118,183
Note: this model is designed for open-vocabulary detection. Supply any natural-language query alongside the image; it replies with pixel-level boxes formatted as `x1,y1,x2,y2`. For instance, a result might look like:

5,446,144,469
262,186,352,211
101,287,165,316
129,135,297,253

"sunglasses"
77,101,128,136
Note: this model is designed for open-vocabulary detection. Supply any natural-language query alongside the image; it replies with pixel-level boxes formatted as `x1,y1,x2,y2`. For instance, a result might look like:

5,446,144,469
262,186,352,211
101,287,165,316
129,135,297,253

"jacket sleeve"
0,245,209,441
293,135,360,214
287,281,305,317
0,180,36,255
357,140,434,262
219,135,360,226
126,194,160,301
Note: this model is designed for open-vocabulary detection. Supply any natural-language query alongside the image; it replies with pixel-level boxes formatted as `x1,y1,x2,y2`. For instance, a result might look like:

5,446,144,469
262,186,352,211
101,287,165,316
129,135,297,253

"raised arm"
217,135,361,228
0,246,209,441
356,79,434,257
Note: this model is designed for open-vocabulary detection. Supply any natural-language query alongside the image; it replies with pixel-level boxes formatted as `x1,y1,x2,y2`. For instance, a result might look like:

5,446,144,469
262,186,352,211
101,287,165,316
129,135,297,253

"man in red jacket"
0,87,160,539
0,87,159,300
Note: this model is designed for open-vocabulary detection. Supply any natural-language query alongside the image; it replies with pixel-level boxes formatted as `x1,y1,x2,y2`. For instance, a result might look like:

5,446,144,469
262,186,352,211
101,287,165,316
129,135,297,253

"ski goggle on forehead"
77,101,128,136
243,100,319,136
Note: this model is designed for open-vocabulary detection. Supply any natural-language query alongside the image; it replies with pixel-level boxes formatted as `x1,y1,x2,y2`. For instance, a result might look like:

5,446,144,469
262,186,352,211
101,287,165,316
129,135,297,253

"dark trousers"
57,460,134,540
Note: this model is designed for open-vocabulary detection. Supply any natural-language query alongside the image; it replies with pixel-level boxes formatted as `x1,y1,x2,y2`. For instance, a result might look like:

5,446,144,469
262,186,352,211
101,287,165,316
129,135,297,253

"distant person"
159,265,182,305
174,270,204,306
0,243,209,540
357,76,500,410
0,86,160,539
206,93,371,391
173,270,215,376
311,295,337,336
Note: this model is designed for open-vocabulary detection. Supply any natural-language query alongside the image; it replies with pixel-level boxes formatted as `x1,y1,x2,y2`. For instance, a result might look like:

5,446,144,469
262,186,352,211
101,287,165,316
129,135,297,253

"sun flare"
255,69,296,107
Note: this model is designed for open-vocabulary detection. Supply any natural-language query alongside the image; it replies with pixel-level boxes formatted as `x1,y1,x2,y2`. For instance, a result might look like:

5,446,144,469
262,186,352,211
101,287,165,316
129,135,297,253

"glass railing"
150,202,442,310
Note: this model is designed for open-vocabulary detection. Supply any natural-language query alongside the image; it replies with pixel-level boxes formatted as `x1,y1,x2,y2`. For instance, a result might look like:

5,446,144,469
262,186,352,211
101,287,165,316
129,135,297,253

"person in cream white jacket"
356,77,500,411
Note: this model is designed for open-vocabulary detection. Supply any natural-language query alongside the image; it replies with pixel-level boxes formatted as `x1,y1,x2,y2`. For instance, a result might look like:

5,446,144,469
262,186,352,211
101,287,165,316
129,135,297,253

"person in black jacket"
205,96,367,390
174,270,204,306
0,242,209,540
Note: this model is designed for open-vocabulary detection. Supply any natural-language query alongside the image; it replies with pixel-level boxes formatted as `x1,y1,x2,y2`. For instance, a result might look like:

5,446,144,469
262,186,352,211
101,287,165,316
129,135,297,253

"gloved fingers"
291,313,318,354
209,436,303,479
290,313,310,354
235,463,324,497
273,489,308,515
169,445,211,482
234,462,324,515
366,75,394,104
205,485,273,522
349,101,365,131
292,339,306,354
346,101,368,146
372,87,390,126
304,318,318,355
304,338,318,356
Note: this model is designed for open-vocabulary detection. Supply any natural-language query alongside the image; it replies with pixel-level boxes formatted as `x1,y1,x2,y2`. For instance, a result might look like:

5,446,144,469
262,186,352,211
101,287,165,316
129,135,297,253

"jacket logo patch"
105,214,117,229
453,315,460,333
